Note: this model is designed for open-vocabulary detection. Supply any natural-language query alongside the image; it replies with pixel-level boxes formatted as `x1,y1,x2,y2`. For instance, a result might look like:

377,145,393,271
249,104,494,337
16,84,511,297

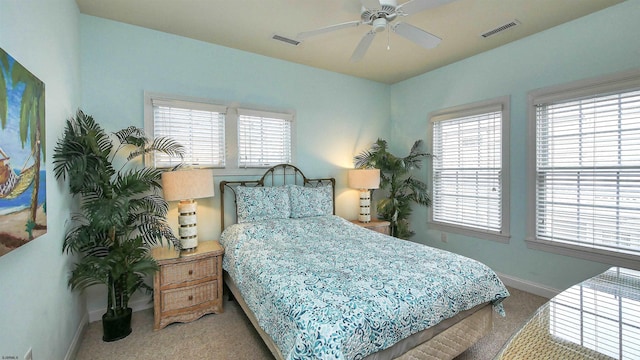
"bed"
219,164,509,360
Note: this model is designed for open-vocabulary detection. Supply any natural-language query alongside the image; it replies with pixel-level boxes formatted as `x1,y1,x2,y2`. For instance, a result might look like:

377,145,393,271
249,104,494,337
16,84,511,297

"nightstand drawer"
160,257,217,286
161,280,218,312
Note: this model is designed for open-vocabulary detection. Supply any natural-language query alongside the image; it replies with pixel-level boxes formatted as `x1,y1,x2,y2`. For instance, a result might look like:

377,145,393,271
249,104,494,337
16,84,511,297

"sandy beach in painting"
0,205,47,256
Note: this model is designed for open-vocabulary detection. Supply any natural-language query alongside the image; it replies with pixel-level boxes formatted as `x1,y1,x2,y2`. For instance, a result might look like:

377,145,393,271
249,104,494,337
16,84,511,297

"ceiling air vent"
481,20,520,38
272,34,300,46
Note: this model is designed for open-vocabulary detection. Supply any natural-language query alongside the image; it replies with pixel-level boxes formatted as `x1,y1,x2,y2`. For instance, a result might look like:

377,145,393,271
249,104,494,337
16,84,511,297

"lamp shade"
162,169,215,201
348,169,380,190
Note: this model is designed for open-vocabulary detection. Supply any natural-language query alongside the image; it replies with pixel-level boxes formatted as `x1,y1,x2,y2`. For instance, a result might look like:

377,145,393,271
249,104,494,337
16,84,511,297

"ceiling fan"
297,0,450,62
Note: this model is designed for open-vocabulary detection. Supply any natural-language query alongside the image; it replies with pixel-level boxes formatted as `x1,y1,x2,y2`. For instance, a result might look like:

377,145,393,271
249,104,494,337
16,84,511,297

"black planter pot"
102,308,132,342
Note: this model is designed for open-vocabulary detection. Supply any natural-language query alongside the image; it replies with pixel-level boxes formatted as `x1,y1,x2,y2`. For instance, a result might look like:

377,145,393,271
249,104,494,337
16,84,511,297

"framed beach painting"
0,47,46,257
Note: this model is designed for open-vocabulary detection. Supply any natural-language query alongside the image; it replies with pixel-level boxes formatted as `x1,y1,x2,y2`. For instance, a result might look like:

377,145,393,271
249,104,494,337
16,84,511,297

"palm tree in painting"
0,48,46,237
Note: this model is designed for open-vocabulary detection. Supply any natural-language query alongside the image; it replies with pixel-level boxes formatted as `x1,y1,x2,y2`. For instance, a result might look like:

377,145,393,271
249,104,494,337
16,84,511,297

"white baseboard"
496,271,561,299
88,295,154,323
65,311,88,360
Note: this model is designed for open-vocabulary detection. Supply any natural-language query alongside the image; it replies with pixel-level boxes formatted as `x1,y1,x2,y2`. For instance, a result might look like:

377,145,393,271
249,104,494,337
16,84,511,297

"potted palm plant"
53,110,184,341
354,138,431,239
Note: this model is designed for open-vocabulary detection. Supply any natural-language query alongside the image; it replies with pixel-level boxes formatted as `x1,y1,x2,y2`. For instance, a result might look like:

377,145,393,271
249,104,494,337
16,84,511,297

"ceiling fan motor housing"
361,0,399,26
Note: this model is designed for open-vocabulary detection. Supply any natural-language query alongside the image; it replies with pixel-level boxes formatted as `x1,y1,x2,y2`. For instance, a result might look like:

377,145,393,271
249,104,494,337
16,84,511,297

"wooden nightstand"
151,240,224,330
350,219,391,235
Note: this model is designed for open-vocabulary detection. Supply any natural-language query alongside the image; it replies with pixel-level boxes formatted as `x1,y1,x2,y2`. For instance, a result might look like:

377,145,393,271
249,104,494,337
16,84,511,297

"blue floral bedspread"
220,215,509,360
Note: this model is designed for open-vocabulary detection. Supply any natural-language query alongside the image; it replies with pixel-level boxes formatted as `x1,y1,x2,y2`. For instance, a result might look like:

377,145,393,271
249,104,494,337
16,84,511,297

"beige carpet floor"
75,287,547,360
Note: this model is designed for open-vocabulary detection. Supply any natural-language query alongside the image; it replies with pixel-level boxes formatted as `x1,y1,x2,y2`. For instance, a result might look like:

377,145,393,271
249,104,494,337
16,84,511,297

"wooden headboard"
219,164,336,232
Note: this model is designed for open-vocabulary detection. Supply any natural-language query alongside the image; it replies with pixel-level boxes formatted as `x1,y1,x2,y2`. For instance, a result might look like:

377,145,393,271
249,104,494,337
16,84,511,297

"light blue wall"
79,15,390,315
0,0,84,359
79,14,390,207
390,1,640,292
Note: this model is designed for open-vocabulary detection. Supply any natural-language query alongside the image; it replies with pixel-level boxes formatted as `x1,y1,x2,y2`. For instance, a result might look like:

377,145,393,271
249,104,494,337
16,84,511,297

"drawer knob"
188,270,193,275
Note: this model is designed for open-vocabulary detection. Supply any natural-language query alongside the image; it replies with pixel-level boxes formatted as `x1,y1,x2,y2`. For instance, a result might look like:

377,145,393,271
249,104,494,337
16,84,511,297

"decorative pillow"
289,184,333,218
236,186,290,223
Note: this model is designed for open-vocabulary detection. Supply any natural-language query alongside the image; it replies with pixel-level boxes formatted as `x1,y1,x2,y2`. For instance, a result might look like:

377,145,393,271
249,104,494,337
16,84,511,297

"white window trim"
526,68,640,269
237,108,295,168
427,96,511,243
144,91,295,176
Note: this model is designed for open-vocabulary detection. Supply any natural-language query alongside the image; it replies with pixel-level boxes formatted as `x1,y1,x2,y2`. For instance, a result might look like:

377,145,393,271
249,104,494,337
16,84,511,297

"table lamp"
348,168,380,223
161,169,215,250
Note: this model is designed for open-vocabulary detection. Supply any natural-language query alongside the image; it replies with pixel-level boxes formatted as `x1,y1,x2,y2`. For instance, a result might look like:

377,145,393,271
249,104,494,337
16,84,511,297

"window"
428,96,510,242
149,97,226,168
237,109,293,167
144,92,294,173
527,69,640,268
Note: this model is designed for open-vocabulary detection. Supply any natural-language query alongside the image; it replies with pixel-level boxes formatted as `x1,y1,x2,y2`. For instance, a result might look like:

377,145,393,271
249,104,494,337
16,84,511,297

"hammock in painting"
0,147,36,200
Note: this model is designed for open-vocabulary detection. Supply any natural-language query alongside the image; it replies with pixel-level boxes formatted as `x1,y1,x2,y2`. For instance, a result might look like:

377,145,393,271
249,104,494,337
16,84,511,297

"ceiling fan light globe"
373,18,387,32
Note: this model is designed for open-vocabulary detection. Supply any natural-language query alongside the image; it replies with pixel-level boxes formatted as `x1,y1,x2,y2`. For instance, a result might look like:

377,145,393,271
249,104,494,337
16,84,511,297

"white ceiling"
75,0,624,84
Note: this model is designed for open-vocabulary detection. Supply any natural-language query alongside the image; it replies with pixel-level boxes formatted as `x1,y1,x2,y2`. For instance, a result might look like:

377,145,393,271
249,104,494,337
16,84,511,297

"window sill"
155,166,281,177
429,222,510,243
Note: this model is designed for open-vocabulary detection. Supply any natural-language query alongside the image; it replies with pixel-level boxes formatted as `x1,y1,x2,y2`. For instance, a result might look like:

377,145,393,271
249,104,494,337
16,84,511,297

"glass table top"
496,267,640,359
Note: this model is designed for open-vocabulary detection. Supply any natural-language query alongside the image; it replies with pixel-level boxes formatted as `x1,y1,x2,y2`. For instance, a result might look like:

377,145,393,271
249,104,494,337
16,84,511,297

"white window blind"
534,89,640,257
151,99,226,168
431,103,505,236
237,109,293,168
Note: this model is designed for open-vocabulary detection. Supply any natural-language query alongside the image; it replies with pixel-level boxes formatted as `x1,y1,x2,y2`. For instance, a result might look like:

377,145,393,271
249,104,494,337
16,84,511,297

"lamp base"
178,200,198,250
180,238,198,251
358,189,372,223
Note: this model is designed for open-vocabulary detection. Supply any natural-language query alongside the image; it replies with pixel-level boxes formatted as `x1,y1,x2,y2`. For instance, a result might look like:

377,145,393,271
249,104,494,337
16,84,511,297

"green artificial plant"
53,110,184,337
354,138,431,239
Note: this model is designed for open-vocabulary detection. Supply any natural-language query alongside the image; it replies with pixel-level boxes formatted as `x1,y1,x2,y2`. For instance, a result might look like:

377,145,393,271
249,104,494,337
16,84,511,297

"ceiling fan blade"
397,0,453,16
360,0,382,11
392,22,441,49
350,31,377,62
297,20,362,40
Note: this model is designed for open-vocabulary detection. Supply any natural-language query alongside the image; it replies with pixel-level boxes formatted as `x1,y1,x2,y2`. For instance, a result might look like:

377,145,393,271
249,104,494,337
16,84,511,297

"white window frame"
526,68,640,269
145,94,227,169
144,92,295,175
237,108,294,168
427,96,511,243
